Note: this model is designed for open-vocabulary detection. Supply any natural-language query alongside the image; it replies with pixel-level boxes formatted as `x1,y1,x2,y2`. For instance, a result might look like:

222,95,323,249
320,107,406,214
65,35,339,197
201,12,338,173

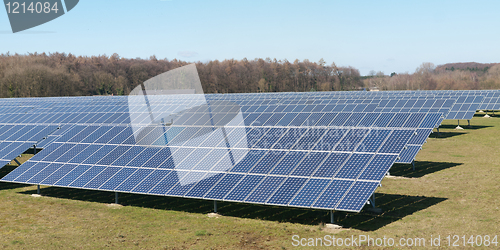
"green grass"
1,116,499,249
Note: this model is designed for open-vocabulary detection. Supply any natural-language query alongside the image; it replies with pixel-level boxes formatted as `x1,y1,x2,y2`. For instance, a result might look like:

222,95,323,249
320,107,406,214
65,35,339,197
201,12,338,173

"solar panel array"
1,89,500,213
0,104,60,167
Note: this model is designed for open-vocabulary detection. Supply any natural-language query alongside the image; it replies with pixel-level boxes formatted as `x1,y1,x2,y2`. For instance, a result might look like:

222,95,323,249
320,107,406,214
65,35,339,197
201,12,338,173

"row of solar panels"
1,89,499,213
0,116,435,152
0,109,441,212
0,94,489,124
2,122,425,212
0,110,440,164
0,98,456,123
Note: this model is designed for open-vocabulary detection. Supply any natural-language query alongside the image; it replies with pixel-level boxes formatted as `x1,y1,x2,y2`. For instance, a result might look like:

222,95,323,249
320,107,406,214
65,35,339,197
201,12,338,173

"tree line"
1,53,498,98
0,53,363,98
365,62,500,91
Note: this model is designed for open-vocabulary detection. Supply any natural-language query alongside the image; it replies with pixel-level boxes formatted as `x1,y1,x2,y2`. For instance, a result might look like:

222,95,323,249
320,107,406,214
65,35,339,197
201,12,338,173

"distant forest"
365,62,500,91
0,53,362,98
0,53,499,98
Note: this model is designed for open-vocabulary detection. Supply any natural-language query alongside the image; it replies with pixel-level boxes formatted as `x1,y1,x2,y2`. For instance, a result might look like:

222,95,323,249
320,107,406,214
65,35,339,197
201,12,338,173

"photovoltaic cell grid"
479,91,500,110
0,123,59,166
1,89,499,213
2,105,440,213
2,129,414,212
0,94,454,168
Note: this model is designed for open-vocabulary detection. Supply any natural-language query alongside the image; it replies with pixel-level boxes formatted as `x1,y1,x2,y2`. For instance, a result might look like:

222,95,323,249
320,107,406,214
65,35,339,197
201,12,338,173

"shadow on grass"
437,124,491,130
19,186,445,230
428,131,464,139
389,161,462,178
336,194,447,231
0,165,30,190
473,113,498,118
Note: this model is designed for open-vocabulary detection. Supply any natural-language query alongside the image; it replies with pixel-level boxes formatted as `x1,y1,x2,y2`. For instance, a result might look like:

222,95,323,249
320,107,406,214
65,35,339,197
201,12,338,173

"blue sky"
1,0,499,75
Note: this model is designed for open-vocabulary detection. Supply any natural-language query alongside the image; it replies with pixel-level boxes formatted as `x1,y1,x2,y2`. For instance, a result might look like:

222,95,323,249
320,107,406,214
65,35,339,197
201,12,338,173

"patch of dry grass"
0,116,499,249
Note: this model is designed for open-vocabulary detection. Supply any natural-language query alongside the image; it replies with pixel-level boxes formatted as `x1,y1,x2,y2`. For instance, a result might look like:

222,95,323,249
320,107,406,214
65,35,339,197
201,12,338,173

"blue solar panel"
292,128,326,150
313,179,354,209
69,165,107,188
356,129,391,153
358,154,398,181
185,173,224,198
4,89,497,214
27,163,64,183
312,152,349,178
53,164,91,186
2,161,38,181
334,129,369,152
313,129,348,151
378,130,415,154
335,154,374,179
84,166,122,189
336,181,379,212
225,175,264,201
269,151,306,175
245,176,286,203
230,150,265,173
289,178,330,207
267,177,307,205
99,167,138,191
291,152,329,177
397,145,422,164
249,150,286,174
116,168,154,192
148,170,188,195
132,169,171,193
204,173,244,200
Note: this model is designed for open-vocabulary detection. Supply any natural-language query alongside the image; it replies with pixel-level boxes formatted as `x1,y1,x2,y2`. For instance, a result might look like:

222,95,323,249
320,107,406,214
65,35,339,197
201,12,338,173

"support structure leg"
330,210,334,224
366,193,382,213
412,161,415,171
115,192,119,204
370,193,376,208
214,200,217,213
468,120,470,127
37,185,40,195
14,158,22,166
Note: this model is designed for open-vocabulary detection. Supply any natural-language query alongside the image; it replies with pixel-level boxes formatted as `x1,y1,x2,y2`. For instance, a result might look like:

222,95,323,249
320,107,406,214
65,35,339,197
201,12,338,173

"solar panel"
1,88,500,215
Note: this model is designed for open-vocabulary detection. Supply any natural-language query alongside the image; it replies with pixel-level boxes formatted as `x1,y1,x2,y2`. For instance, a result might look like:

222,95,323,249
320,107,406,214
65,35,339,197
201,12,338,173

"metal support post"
370,193,376,208
412,160,415,171
468,120,470,127
33,145,37,154
37,185,40,195
214,200,217,213
115,192,119,204
14,158,22,166
330,210,334,224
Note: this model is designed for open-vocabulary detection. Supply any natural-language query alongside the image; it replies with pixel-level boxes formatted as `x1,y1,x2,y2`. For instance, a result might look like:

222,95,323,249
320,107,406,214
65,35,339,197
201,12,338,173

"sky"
1,0,499,75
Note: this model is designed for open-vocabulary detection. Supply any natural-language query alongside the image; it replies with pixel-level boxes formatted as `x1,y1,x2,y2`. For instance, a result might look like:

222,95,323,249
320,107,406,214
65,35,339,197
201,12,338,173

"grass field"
1,115,499,249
